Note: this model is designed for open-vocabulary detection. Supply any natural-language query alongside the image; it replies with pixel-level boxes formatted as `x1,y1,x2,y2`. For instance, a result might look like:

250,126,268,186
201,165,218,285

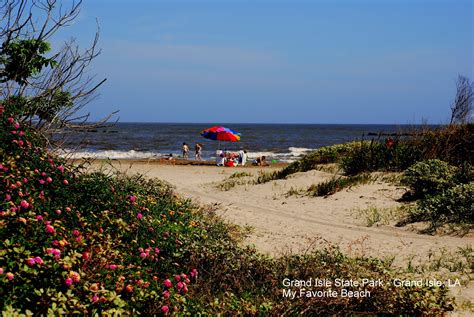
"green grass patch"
307,174,374,197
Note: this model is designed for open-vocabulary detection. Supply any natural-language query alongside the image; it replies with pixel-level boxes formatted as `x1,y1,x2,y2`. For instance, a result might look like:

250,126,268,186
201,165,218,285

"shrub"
406,182,474,230
255,142,362,184
341,139,423,175
0,111,200,314
402,160,459,199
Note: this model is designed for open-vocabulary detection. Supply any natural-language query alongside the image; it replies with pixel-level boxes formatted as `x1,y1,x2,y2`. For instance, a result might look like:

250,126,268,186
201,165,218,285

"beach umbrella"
201,126,241,142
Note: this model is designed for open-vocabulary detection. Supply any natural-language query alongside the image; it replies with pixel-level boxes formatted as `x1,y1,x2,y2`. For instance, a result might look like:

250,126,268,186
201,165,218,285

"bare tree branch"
1,0,114,149
450,75,473,124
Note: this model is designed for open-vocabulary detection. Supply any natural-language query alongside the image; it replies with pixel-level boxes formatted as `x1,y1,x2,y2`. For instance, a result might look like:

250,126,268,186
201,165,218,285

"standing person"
238,149,248,166
182,142,189,159
195,143,202,161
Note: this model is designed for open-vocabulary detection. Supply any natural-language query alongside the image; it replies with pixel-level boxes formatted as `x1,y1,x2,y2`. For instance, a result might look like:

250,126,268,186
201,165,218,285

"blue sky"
60,0,472,124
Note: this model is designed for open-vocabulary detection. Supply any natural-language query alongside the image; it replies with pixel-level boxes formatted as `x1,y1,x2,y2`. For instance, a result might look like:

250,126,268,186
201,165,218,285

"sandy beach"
89,160,473,261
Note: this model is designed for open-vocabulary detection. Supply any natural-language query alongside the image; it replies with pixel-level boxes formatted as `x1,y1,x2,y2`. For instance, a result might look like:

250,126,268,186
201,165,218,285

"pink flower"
26,258,36,266
45,225,55,234
129,195,136,202
182,284,188,294
161,306,169,314
0,268,3,274
0,212,6,217
57,165,65,173
174,274,181,282
155,247,160,254
92,294,99,303
23,177,28,183
20,200,29,209
13,122,20,129
34,257,44,265
6,272,14,280
137,213,143,220
46,248,61,257
7,117,14,124
55,209,62,215
72,229,80,237
109,264,117,270
176,281,184,290
163,290,170,299
19,131,25,137
164,279,172,288
46,177,53,183
39,179,45,185
65,207,71,212
65,278,73,286
63,179,69,185
140,252,147,259
5,194,11,201
191,268,198,278
35,215,43,221
41,172,47,177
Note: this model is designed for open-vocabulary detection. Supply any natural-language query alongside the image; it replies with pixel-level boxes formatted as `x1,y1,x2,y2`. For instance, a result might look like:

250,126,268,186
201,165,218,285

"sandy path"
98,162,473,262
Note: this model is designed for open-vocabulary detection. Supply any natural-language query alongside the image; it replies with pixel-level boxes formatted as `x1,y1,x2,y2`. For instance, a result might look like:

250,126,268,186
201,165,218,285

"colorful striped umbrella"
201,126,241,142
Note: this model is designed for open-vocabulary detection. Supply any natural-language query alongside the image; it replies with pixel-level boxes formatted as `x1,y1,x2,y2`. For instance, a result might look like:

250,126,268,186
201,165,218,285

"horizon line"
85,121,444,126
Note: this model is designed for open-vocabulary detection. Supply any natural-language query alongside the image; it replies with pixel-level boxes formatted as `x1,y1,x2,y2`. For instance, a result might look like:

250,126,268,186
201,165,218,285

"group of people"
216,149,248,167
181,142,267,167
182,142,202,161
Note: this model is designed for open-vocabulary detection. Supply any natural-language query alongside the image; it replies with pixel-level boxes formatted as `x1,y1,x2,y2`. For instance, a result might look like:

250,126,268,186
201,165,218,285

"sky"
55,0,472,124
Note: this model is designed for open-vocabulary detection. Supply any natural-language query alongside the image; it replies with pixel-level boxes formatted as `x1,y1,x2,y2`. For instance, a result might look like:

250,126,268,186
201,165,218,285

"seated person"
253,155,268,166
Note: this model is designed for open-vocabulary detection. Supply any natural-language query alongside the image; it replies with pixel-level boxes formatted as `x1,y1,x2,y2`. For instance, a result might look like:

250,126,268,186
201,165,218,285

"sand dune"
92,161,473,262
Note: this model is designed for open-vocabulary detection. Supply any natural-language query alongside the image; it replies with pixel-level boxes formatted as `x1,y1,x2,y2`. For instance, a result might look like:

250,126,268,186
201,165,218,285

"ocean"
57,123,422,162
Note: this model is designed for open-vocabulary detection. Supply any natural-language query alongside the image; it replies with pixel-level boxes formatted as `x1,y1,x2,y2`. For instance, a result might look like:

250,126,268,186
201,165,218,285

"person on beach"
238,149,248,166
195,143,202,161
182,143,189,159
216,149,225,166
253,155,267,166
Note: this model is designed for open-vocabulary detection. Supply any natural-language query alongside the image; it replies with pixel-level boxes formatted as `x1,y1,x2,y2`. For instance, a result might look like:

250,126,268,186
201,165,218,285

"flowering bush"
0,104,199,315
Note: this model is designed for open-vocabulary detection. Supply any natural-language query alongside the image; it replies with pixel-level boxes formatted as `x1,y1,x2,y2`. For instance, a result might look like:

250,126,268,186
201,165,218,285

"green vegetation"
401,159,470,199
216,172,254,191
341,125,473,175
254,142,362,183
403,182,474,232
307,174,373,197
353,205,407,227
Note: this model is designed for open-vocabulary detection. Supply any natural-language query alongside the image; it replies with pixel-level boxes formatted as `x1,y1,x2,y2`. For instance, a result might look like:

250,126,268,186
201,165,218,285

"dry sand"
88,160,473,310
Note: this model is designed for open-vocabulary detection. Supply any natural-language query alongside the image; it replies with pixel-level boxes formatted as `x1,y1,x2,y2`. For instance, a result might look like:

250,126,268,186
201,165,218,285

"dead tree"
450,75,473,124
